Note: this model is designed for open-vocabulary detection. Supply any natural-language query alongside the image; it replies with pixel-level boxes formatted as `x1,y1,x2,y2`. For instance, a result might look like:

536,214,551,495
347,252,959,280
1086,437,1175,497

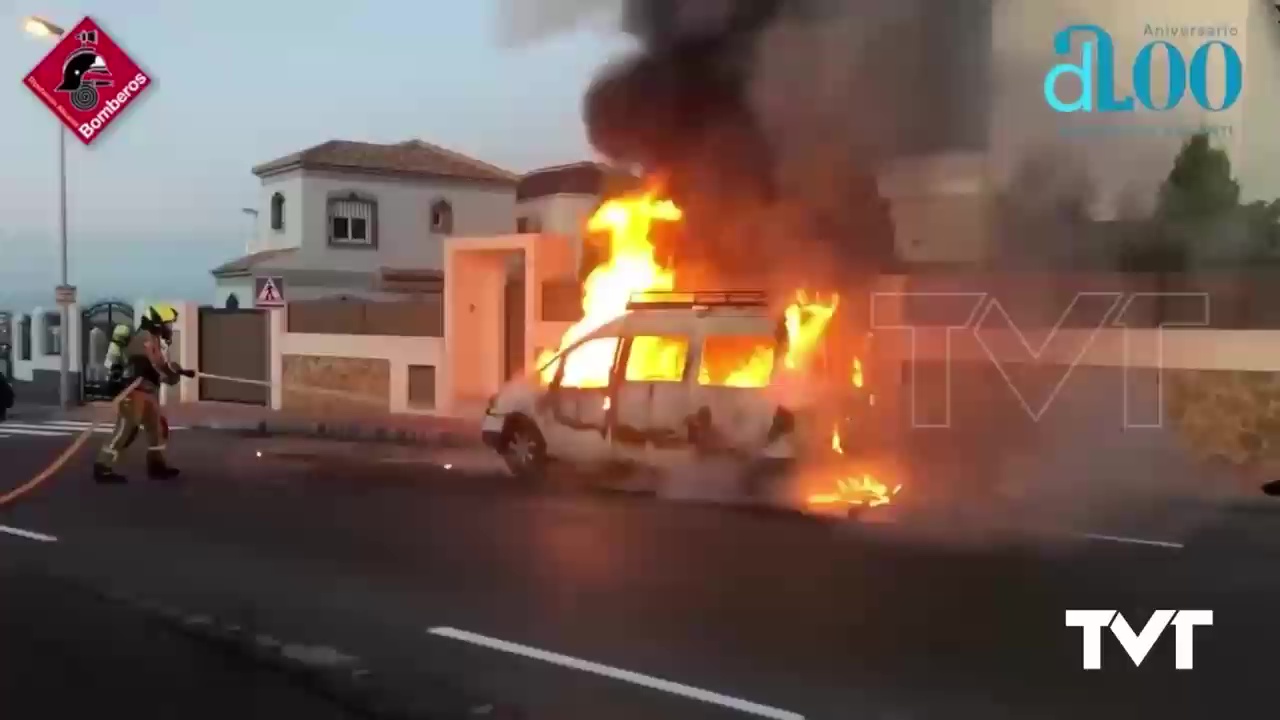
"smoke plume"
579,0,996,294
499,1,1229,543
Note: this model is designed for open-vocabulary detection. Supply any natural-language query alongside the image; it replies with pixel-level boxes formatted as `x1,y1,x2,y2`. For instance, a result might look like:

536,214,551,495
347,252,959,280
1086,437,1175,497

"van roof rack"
626,290,769,310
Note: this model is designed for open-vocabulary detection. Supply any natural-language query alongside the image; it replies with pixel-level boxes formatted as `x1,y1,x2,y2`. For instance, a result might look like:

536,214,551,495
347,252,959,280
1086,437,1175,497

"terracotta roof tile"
253,140,518,184
210,247,297,277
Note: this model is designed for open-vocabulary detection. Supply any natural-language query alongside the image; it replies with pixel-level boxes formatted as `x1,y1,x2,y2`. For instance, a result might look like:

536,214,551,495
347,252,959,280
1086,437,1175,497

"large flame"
535,185,901,510
537,190,680,387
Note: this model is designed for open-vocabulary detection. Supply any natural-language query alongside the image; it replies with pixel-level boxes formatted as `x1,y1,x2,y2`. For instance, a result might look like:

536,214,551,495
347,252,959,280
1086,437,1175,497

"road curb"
189,417,484,450
87,587,522,720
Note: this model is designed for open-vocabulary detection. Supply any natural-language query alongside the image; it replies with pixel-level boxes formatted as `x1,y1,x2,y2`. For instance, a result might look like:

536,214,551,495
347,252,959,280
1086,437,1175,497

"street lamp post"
23,16,72,410
241,207,259,253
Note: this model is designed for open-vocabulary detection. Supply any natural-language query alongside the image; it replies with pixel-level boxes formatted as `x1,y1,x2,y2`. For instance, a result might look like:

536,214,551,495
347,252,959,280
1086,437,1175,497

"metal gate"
81,301,134,402
198,307,269,405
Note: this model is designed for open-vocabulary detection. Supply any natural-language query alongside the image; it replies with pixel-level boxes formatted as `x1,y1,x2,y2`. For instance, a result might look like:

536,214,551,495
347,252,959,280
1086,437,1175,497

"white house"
212,139,521,307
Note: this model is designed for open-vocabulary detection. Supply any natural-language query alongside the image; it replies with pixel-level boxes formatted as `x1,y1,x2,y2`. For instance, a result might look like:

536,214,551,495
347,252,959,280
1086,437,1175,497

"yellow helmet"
111,324,131,342
146,303,178,325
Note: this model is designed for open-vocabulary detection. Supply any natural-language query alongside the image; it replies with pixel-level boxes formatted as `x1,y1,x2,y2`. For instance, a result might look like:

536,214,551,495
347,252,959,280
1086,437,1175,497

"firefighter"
103,323,131,394
92,304,195,484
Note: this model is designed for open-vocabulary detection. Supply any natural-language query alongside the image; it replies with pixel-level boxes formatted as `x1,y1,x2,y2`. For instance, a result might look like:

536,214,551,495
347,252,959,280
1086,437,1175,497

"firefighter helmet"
111,324,131,343
147,304,178,325
56,49,108,92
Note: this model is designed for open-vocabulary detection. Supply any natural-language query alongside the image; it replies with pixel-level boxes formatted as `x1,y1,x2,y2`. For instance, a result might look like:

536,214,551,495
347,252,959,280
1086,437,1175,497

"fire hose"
0,378,141,508
0,370,392,510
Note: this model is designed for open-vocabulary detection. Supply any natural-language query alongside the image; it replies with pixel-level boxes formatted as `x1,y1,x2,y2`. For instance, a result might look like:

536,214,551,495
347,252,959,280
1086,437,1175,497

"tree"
1119,132,1238,273
1155,133,1239,222
1242,198,1280,264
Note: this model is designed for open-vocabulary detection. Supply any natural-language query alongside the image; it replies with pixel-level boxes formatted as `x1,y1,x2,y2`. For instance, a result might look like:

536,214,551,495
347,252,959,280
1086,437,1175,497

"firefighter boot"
93,462,127,484
146,450,180,481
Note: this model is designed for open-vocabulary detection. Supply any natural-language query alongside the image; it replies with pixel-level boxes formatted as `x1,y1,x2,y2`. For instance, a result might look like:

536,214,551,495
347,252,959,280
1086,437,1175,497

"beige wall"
271,326,445,415
517,194,600,272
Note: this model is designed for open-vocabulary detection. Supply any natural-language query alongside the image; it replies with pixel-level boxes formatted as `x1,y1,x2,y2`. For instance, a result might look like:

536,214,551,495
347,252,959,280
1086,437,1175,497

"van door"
539,336,623,465
612,333,694,467
690,333,780,453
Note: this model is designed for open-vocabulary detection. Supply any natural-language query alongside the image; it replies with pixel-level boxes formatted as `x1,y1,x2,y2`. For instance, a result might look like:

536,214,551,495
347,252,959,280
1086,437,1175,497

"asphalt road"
2,429,1280,719
0,565,360,720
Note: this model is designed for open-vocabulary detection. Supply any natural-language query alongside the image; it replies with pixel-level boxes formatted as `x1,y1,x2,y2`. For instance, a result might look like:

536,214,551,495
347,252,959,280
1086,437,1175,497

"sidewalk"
51,400,484,448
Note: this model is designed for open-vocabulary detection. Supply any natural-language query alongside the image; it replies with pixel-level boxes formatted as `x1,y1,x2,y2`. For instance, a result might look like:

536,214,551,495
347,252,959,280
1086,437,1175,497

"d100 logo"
1044,24,1242,113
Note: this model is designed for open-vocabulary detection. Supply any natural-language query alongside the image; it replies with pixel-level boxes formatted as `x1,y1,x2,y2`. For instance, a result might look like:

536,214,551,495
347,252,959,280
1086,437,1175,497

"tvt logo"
1044,24,1242,113
1066,609,1213,669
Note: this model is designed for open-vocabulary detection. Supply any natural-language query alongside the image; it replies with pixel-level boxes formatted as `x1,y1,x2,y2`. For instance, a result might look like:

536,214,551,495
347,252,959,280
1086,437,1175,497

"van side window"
698,335,776,388
560,337,621,389
625,335,688,382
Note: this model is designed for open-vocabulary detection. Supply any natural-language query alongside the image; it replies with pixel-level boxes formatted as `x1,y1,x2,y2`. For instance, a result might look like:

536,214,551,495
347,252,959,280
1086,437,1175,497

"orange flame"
808,426,902,508
537,190,680,387
535,184,903,510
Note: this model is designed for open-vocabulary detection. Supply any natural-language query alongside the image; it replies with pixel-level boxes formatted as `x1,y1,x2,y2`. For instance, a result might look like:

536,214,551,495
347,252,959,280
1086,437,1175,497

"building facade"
213,139,520,307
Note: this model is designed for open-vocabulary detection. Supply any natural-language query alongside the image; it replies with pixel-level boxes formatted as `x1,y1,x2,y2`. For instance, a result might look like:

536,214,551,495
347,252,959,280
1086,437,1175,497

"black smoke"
582,0,993,293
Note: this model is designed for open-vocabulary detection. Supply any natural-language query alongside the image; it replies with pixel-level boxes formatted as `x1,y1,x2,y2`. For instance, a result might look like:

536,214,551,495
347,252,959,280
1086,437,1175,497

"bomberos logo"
23,16,153,146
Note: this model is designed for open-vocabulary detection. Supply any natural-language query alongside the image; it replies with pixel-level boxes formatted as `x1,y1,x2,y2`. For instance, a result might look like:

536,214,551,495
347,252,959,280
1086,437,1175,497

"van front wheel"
502,416,548,481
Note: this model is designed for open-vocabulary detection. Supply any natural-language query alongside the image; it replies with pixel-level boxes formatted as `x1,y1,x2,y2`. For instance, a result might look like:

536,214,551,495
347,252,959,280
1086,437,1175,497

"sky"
0,0,632,310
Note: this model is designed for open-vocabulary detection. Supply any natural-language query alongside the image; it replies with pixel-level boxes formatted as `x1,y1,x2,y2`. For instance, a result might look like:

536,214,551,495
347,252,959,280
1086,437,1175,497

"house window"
430,199,453,234
19,315,31,361
43,312,61,356
225,293,240,309
625,335,689,383
270,193,285,231
328,194,377,248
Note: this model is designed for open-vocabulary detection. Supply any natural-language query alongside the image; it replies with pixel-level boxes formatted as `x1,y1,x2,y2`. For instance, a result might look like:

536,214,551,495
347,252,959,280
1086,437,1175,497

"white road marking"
1078,532,1184,549
0,421,189,439
0,425,73,436
0,524,58,542
427,626,806,720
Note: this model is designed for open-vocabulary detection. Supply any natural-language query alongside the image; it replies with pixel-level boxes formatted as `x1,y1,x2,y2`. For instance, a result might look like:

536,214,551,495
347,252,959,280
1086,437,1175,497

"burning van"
479,189,900,512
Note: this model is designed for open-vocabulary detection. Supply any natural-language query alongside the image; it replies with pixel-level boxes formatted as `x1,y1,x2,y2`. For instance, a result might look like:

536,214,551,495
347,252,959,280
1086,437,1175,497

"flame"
534,185,904,511
537,188,815,390
783,291,838,370
808,426,902,509
537,190,681,387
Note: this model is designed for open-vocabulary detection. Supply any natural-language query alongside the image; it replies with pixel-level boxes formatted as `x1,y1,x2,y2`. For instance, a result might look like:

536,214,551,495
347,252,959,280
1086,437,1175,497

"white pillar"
178,301,200,403
269,307,285,410
442,242,456,415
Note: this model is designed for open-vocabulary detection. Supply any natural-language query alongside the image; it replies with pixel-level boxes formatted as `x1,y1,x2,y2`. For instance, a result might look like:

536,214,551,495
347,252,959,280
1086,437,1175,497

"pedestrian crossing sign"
255,276,285,307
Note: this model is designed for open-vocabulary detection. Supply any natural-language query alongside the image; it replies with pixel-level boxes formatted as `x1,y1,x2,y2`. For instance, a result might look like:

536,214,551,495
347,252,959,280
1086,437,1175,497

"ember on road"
3,429,1279,719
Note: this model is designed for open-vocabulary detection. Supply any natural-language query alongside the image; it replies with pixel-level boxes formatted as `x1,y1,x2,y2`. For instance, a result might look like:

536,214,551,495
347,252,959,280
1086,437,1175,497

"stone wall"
281,355,389,416
1166,370,1280,467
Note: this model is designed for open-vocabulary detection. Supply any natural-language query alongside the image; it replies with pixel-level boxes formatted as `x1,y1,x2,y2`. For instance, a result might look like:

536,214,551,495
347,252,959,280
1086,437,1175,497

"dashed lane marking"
427,626,806,720
0,524,58,542
1078,532,1184,549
